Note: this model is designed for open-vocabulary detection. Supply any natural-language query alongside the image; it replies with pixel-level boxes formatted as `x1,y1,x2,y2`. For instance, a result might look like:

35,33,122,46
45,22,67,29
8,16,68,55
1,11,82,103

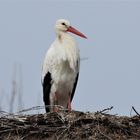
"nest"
0,107,140,140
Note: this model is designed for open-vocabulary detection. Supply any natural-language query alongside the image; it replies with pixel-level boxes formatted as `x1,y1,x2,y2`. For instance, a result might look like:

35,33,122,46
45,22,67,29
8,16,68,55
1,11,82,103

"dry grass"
0,107,140,140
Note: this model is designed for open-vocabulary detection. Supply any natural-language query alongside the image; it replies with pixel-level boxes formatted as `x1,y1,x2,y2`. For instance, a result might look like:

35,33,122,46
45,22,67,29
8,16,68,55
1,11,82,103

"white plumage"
42,19,87,112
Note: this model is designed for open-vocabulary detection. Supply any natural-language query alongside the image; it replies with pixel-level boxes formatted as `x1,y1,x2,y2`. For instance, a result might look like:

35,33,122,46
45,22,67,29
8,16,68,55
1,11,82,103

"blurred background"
0,0,140,116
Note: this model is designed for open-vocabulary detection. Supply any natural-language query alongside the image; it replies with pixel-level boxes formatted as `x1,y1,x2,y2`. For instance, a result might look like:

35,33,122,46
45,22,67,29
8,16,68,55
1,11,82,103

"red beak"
67,26,87,39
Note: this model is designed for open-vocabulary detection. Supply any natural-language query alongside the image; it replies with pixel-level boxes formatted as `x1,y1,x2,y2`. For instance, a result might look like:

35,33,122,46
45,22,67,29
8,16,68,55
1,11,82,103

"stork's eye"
62,22,66,26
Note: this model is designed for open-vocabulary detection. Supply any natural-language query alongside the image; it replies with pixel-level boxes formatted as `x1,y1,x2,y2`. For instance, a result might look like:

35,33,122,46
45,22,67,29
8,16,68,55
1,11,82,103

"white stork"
42,19,87,112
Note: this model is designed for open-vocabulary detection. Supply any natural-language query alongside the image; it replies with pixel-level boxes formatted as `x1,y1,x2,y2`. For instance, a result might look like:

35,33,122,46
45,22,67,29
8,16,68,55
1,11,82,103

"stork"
42,19,87,112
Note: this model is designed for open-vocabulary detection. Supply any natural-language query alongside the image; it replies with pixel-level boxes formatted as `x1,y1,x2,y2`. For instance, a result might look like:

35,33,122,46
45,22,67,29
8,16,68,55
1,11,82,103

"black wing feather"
43,72,52,112
71,73,79,102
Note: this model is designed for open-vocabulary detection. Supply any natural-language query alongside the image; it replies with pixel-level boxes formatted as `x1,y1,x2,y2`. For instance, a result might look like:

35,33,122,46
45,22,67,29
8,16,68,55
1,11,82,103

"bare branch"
98,106,113,114
132,106,140,117
9,64,17,113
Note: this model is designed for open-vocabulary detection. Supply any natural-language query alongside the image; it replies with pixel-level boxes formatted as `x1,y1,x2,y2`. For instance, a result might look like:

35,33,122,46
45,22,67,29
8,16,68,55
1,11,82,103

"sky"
0,0,140,116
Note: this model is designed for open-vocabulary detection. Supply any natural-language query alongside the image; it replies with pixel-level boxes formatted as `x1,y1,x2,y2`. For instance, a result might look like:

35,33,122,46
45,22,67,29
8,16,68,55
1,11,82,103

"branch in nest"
132,106,140,117
98,106,113,114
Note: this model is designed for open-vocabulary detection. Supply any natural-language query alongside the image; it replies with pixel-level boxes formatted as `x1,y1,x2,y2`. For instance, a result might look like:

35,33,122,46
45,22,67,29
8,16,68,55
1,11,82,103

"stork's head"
55,19,87,39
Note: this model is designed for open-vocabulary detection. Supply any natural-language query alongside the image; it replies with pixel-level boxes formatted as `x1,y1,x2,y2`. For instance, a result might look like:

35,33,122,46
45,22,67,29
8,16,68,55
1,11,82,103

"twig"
57,124,70,140
97,120,113,140
10,65,18,113
80,57,89,61
56,112,66,124
132,106,140,117
0,129,14,134
16,105,67,114
99,106,113,114
16,106,45,113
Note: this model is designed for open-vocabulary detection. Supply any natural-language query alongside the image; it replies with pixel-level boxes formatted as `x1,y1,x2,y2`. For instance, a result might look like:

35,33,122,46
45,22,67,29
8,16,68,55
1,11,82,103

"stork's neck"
55,30,75,44
54,30,79,71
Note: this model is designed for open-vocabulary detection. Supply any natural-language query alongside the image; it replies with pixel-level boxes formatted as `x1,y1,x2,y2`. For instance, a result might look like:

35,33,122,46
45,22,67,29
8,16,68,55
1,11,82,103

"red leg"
68,96,71,112
53,93,59,112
